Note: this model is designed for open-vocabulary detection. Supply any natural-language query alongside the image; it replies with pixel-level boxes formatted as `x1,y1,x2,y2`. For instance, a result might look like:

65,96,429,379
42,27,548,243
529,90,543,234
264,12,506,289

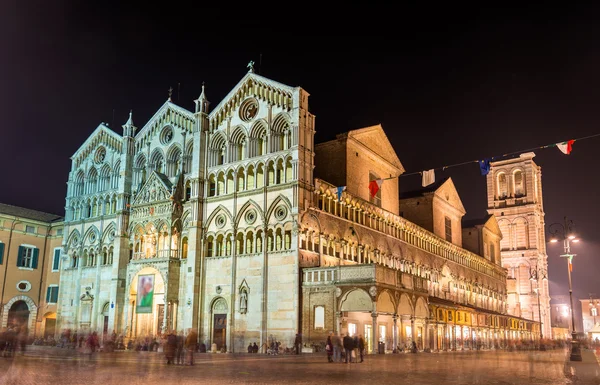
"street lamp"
548,216,582,361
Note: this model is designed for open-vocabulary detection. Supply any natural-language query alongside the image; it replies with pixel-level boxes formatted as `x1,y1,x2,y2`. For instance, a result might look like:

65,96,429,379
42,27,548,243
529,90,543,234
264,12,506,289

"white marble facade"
57,68,315,352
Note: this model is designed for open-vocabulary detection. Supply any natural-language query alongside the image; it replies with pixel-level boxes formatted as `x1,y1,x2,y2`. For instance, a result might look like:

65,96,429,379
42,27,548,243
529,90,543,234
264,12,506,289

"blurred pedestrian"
185,328,197,365
176,331,185,365
326,334,334,362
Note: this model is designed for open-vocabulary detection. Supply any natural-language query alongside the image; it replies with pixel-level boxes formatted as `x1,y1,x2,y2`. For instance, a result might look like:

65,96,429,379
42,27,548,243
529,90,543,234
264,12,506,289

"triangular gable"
483,214,503,239
432,178,466,215
135,100,195,144
132,171,174,206
346,125,404,173
209,72,297,129
71,123,123,167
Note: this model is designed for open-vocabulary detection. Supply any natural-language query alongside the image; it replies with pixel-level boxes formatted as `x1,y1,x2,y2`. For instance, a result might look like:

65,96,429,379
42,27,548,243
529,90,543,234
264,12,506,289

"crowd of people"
0,325,28,357
325,332,366,363
162,328,198,365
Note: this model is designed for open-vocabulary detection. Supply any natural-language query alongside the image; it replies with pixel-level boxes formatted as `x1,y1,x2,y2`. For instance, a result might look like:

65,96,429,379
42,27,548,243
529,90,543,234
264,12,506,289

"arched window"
150,149,165,174
497,173,507,199
230,126,247,162
514,170,524,197
209,133,226,167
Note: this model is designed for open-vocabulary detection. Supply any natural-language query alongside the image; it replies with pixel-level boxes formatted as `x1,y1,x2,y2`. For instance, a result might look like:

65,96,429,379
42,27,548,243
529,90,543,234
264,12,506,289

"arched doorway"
8,301,30,329
43,312,57,338
211,298,228,351
128,267,166,338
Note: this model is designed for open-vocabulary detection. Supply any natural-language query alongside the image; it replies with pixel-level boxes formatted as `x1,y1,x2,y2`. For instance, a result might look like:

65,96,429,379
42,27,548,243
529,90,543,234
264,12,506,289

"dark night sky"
2,3,600,320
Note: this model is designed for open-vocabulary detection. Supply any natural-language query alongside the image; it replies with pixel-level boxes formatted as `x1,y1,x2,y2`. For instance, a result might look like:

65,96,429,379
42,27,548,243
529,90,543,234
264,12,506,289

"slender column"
371,312,378,354
392,314,398,353
335,311,341,336
411,317,416,350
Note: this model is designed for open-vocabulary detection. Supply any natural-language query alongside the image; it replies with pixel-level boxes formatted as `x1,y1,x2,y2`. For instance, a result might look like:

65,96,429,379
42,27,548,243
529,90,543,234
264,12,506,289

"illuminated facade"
486,153,552,339
56,69,540,352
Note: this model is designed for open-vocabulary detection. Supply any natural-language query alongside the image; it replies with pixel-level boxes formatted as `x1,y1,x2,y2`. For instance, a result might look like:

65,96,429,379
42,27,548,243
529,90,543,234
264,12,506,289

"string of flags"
331,133,600,200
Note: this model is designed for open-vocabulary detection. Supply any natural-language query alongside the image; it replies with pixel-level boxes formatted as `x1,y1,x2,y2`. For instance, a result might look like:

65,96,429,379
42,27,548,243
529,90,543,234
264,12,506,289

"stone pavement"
564,349,600,385
0,348,578,385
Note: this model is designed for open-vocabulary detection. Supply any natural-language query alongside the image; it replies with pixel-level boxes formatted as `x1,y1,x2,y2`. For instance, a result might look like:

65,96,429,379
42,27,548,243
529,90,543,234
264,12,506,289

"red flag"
368,179,383,198
556,139,575,155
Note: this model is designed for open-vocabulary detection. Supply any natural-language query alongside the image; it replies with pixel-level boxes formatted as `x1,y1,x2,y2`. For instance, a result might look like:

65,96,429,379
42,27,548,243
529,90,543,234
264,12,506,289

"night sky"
3,4,600,324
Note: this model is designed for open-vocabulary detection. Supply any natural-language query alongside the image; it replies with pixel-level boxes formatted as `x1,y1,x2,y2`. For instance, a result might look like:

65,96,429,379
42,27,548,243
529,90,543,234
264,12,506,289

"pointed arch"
101,222,117,244
150,148,165,173
397,293,414,316
67,229,81,248
376,290,396,314
235,199,265,228
83,225,100,245
266,194,293,223
339,288,373,312
205,205,235,231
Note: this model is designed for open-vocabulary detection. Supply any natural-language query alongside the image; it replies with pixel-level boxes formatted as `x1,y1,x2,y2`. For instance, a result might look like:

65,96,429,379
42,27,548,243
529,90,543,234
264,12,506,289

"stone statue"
240,290,248,314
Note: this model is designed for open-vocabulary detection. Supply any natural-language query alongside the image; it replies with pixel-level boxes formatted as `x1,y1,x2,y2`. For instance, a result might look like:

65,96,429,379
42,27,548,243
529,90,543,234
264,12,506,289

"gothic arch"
397,293,413,316
376,290,396,314
235,199,265,228
339,288,373,312
83,225,100,246
67,229,81,248
101,222,117,244
205,205,235,231
210,131,227,150
166,143,182,161
414,297,428,318
210,296,229,313
265,195,293,223
300,210,321,234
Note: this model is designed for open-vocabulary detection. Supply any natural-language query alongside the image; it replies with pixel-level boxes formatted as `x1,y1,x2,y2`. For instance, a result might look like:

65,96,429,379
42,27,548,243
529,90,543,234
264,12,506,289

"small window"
56,228,63,236
25,225,35,234
17,245,39,269
52,248,61,271
444,217,452,242
46,285,59,304
314,306,325,329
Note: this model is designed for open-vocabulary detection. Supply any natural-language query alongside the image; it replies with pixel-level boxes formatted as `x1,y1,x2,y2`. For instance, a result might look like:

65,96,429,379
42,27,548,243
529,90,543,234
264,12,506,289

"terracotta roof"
0,203,63,223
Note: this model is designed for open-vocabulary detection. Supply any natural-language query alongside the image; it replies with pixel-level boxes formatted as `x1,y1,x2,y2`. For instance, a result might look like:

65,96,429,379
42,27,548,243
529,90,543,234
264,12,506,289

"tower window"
514,170,524,197
497,173,507,199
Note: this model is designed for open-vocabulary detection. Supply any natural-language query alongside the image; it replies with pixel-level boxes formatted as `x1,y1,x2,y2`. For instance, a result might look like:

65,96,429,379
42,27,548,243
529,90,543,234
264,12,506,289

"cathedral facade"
57,70,540,353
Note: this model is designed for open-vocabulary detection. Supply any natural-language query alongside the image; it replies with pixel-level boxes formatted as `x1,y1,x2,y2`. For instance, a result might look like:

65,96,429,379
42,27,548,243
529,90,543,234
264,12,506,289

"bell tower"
487,152,551,339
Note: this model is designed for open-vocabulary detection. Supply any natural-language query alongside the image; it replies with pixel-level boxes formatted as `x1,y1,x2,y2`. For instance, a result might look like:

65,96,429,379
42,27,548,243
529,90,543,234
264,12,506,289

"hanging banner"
136,274,155,314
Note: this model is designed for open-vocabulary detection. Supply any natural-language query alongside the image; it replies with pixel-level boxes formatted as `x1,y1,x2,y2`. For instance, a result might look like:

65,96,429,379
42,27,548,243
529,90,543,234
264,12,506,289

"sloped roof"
0,203,63,223
400,177,450,199
463,214,494,229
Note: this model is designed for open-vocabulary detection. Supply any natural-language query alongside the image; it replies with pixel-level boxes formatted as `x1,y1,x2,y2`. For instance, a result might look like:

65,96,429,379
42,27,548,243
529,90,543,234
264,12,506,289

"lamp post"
548,216,582,361
532,287,545,350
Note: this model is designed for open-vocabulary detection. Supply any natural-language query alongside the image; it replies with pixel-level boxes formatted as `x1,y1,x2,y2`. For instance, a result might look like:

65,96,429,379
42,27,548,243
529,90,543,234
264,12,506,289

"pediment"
346,125,404,173
209,73,296,129
433,178,466,215
71,123,123,169
132,171,173,206
483,215,502,238
135,101,195,144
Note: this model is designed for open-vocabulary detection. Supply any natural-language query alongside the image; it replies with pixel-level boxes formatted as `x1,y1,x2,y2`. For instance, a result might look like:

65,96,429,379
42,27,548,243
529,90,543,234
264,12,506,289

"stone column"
335,311,341,336
411,316,416,349
371,312,378,354
392,314,398,353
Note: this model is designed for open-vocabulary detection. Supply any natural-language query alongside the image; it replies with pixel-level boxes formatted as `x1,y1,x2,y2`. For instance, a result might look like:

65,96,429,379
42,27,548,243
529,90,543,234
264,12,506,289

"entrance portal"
213,314,227,350
8,300,29,329
211,298,228,351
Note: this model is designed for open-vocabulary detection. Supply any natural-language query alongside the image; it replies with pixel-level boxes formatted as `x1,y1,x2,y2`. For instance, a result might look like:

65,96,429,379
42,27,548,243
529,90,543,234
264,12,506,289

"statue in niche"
240,289,248,314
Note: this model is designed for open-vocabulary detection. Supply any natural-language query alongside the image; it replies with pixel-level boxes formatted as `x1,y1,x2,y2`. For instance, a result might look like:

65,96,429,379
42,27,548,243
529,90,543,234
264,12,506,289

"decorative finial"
168,86,173,100
247,61,255,73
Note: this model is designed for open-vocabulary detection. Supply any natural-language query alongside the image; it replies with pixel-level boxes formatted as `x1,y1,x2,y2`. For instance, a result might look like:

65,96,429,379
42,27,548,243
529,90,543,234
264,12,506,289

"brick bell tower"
486,152,551,340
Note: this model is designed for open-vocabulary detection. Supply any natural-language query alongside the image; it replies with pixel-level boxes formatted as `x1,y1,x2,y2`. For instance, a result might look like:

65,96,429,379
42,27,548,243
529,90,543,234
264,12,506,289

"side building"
0,203,64,339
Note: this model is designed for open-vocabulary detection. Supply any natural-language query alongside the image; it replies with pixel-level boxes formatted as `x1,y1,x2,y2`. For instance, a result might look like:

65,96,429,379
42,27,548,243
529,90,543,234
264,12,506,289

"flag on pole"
368,179,383,198
569,255,573,272
478,159,491,176
421,169,435,187
336,186,346,202
556,139,575,155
